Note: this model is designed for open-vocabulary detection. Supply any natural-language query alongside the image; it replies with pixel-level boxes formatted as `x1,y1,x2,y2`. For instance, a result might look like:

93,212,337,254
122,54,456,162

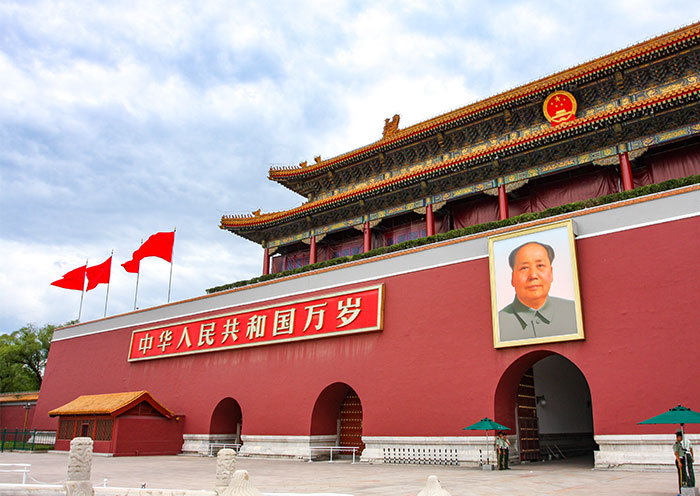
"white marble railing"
595,434,700,471
0,437,454,496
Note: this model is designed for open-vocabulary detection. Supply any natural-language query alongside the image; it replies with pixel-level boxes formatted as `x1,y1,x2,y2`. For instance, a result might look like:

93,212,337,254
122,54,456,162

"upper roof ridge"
267,21,700,181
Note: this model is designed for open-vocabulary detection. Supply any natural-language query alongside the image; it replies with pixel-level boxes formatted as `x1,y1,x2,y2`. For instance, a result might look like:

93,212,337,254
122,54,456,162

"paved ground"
0,451,681,496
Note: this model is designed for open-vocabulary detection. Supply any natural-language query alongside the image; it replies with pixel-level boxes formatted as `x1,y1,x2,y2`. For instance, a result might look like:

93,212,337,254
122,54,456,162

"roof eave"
267,22,700,182
222,84,700,234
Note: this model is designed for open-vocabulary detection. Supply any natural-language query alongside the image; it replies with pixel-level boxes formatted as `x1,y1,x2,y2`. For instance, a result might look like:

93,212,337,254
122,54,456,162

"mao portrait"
488,220,584,348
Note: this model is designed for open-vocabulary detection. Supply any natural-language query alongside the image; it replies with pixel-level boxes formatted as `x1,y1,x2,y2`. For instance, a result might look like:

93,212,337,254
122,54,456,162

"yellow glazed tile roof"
221,78,700,229
268,22,700,180
0,392,39,403
48,391,174,418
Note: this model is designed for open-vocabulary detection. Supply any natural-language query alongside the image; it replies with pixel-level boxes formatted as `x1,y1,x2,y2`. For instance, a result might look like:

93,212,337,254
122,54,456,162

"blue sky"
1,1,698,332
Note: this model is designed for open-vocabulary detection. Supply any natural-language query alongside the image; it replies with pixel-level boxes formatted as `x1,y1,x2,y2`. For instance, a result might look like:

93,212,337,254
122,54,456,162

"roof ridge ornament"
382,114,400,139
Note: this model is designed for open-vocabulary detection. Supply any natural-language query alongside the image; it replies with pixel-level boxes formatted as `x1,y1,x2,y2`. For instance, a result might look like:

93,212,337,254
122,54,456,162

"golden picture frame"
488,219,584,348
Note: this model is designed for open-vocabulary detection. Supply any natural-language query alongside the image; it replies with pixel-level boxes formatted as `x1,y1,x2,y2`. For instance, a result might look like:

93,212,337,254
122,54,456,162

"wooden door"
339,391,364,454
517,368,540,461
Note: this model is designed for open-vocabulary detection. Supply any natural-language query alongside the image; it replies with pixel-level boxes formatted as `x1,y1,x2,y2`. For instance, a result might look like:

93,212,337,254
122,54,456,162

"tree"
0,322,74,393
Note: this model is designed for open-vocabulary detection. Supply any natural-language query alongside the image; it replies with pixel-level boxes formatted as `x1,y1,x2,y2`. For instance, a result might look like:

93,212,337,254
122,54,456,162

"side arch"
209,397,242,444
310,382,364,454
310,382,351,436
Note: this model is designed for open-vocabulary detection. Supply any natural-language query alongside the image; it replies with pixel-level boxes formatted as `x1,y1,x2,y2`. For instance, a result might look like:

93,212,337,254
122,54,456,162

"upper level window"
384,224,426,247
331,243,362,258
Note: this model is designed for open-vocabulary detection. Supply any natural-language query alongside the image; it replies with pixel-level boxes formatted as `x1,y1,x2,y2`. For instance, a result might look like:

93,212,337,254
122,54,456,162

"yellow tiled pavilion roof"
268,22,700,180
0,392,39,403
221,78,700,230
48,391,174,418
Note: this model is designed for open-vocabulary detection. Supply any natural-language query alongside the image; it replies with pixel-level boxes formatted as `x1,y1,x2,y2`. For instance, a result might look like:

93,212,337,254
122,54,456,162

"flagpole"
104,250,113,317
167,228,176,303
133,239,142,311
78,259,88,321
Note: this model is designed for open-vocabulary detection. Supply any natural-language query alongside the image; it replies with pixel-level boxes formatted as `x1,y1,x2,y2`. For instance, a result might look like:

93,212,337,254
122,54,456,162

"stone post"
417,475,452,496
215,448,237,494
220,470,263,496
65,437,94,496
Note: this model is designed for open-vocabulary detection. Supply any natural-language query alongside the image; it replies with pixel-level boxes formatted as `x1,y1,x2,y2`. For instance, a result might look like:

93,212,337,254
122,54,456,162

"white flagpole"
78,258,88,321
167,228,176,303
133,239,142,311
103,250,113,317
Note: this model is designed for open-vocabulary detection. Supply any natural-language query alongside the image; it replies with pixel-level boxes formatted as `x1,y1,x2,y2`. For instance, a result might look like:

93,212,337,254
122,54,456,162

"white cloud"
1,0,698,332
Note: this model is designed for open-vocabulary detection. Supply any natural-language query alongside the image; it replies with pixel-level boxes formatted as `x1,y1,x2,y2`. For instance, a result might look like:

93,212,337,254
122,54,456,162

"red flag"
51,265,87,291
86,256,112,291
122,231,175,273
121,257,140,274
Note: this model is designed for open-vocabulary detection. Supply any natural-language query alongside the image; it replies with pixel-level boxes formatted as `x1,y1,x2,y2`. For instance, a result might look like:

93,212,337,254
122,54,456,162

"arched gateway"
311,383,364,456
209,397,243,451
495,351,595,463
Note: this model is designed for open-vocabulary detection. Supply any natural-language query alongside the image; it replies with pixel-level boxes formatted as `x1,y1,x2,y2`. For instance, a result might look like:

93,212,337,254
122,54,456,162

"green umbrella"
639,404,700,433
463,417,510,466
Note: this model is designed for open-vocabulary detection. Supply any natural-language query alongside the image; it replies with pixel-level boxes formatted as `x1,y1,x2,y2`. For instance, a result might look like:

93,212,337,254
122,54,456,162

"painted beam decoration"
128,285,384,361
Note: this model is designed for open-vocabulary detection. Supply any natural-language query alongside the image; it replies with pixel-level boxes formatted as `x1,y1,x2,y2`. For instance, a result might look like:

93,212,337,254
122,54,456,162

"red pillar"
498,185,509,220
426,204,435,236
262,247,270,275
363,221,371,253
309,236,317,265
619,151,634,191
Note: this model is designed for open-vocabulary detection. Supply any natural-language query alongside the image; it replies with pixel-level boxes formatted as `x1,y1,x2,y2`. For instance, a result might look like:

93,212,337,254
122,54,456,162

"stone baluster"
65,437,94,496
417,475,452,496
220,470,263,496
215,448,237,494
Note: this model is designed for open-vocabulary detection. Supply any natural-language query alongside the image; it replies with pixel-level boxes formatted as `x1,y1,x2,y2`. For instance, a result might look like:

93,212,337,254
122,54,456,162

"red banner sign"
128,285,384,361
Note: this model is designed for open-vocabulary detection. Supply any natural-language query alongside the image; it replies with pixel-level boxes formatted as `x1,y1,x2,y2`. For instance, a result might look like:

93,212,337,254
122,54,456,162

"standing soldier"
674,431,695,491
496,432,511,470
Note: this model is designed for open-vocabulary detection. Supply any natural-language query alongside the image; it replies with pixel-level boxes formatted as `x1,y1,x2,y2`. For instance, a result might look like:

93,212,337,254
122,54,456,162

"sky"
1,1,698,333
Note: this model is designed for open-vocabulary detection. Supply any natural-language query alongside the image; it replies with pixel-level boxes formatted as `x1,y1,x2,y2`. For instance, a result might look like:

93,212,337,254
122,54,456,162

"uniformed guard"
496,431,511,470
674,431,695,490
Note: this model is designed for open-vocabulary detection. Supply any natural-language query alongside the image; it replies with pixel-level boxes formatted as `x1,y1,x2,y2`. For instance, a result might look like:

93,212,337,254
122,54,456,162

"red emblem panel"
543,90,577,126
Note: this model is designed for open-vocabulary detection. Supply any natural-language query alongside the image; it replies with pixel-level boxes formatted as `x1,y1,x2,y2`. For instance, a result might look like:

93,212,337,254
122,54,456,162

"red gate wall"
33,214,700,439
0,404,35,432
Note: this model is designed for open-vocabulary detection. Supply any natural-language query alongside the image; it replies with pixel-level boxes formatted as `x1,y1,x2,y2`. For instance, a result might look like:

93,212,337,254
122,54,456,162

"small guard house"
49,391,183,456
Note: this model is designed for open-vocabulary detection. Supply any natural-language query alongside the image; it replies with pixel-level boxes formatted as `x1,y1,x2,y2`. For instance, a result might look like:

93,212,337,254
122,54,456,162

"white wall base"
595,434,700,471
181,434,238,456
184,433,699,470
238,435,337,459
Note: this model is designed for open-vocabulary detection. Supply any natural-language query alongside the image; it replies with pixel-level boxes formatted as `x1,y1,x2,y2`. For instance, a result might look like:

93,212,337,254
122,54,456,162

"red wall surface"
34,215,700,440
54,438,113,453
113,416,183,456
0,404,35,431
